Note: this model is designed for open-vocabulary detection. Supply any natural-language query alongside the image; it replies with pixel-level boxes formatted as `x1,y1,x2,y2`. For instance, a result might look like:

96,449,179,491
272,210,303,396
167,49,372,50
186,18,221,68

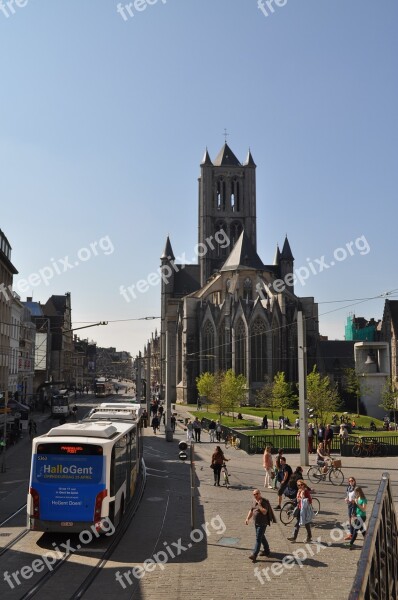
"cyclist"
316,442,331,473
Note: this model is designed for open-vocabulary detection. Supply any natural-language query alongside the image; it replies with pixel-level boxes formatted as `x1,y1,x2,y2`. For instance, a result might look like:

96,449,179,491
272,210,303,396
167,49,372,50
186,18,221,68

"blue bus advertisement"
30,443,106,527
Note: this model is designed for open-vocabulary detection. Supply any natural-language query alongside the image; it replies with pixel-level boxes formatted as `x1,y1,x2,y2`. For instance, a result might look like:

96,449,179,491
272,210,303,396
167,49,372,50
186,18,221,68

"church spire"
200,148,213,166
160,235,175,261
244,148,256,167
273,244,281,266
280,236,294,261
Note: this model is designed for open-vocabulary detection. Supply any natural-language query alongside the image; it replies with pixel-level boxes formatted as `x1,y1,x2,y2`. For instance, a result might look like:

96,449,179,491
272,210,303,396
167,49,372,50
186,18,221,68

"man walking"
193,417,202,442
245,489,275,562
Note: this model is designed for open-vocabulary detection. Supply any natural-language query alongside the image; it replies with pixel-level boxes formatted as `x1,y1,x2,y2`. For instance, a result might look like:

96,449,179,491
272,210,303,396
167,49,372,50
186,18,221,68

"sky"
1,0,397,357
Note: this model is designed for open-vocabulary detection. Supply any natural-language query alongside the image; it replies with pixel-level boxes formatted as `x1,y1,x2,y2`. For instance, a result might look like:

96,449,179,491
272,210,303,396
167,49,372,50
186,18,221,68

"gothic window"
236,180,240,212
215,221,228,258
203,321,215,373
219,320,231,371
231,221,243,247
251,318,267,382
235,319,246,376
272,325,280,375
177,323,183,383
231,179,241,213
243,278,252,301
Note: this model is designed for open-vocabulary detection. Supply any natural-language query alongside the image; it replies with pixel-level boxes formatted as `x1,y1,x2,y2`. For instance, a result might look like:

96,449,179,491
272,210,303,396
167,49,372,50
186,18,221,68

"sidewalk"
85,406,398,600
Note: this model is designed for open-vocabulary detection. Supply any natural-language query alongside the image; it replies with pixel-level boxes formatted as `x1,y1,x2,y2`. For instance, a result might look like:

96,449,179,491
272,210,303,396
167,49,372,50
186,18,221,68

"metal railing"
348,472,398,600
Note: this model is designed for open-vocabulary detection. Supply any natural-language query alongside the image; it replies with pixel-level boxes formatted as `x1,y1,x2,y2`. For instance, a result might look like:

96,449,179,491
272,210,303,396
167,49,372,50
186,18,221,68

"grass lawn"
184,404,394,437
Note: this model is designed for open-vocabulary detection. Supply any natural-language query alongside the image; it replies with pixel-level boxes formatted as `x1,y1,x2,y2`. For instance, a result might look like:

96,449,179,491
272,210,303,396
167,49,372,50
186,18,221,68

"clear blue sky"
1,0,397,356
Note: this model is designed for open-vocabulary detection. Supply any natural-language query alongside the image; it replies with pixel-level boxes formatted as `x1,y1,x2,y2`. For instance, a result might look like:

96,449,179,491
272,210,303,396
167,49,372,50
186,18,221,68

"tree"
344,368,362,416
271,372,296,417
306,366,341,427
196,372,215,411
223,369,247,420
256,381,278,439
380,379,398,425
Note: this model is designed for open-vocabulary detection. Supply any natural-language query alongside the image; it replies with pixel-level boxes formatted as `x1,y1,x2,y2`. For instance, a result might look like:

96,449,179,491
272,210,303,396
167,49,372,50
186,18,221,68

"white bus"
50,390,71,419
28,413,141,533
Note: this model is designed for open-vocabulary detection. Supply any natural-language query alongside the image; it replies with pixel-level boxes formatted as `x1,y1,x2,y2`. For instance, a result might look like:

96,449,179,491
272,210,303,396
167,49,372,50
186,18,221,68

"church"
160,143,319,405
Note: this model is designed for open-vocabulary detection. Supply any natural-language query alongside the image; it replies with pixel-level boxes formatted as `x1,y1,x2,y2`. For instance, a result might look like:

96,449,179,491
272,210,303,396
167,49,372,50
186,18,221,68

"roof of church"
385,300,398,334
173,265,201,296
213,143,241,167
161,236,175,261
220,231,264,272
273,244,281,266
280,236,294,261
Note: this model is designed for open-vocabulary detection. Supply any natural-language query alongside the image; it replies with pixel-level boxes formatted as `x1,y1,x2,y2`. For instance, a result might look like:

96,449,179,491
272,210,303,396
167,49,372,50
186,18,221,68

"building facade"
160,144,319,405
0,229,18,401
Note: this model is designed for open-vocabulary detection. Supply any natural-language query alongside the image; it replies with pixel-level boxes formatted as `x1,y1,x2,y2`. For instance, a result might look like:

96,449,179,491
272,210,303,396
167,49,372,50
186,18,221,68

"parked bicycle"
352,437,387,458
224,434,241,450
307,458,344,486
280,495,320,525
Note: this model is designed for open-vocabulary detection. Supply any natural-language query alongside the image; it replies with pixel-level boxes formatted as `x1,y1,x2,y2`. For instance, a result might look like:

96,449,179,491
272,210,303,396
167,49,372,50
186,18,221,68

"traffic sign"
179,451,188,461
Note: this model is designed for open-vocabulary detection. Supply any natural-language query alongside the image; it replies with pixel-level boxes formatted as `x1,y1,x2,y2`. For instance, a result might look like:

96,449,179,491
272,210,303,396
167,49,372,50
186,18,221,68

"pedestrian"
28,419,37,438
263,445,274,489
344,476,357,540
346,487,367,549
141,409,148,428
211,445,228,486
262,415,268,429
186,419,194,441
324,424,334,454
208,419,216,442
339,424,349,442
151,414,160,434
215,420,222,442
287,480,313,543
308,423,315,454
170,414,176,432
294,417,300,429
284,466,304,500
193,417,202,442
245,489,276,562
317,423,325,447
274,457,292,510
158,405,164,417
272,448,284,490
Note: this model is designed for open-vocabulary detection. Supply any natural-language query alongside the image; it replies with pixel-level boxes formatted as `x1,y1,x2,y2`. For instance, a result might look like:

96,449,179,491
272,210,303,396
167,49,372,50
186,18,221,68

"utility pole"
298,311,309,466
164,329,173,441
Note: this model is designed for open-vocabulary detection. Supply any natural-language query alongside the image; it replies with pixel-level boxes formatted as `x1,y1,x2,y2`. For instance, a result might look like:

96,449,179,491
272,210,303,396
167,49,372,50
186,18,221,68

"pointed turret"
160,236,175,261
280,236,294,261
243,149,256,167
273,244,281,266
213,143,241,167
200,148,213,166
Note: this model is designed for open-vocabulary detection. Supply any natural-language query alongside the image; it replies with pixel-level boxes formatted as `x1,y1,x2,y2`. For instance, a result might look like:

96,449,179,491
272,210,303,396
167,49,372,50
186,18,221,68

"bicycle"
352,437,387,458
280,496,320,525
307,459,344,486
221,462,230,488
224,434,240,450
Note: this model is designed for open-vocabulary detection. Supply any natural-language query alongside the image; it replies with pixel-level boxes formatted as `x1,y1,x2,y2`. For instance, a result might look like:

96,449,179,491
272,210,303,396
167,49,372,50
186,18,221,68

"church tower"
198,144,257,287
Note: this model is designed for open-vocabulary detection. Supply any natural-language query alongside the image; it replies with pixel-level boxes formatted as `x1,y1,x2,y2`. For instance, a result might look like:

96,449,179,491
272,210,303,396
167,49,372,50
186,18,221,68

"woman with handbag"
211,446,228,486
287,480,313,543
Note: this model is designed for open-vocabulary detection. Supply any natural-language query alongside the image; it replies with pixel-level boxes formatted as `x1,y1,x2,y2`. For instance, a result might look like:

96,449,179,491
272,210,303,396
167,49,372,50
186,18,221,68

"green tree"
307,366,341,427
256,380,278,439
380,379,398,425
196,372,215,411
272,371,296,417
344,368,362,416
223,369,247,420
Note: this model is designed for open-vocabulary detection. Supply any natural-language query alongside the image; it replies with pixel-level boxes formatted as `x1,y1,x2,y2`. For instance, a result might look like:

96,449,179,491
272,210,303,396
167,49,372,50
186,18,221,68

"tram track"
0,460,147,600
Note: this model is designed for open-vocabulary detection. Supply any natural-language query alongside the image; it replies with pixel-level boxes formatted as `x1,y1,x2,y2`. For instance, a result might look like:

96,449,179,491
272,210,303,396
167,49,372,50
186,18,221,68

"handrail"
348,472,398,600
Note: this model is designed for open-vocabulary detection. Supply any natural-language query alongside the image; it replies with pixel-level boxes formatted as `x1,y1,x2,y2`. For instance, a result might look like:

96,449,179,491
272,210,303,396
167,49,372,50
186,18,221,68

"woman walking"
263,446,274,489
287,480,313,543
347,487,367,549
211,445,228,486
344,476,357,541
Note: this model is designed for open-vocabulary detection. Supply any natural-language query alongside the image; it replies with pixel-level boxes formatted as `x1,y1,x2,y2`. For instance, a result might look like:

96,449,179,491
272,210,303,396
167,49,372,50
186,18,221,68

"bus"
50,390,71,419
27,411,141,533
95,378,114,398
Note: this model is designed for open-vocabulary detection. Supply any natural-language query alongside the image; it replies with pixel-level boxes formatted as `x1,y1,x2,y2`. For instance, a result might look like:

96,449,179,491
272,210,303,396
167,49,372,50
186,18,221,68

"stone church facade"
160,144,319,405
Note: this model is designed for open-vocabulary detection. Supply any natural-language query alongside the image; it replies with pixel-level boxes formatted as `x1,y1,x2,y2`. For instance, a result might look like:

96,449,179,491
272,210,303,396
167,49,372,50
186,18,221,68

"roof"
317,340,355,373
213,143,241,167
280,236,294,261
243,149,256,167
23,301,44,318
200,148,213,166
220,231,264,272
173,265,201,295
161,236,175,261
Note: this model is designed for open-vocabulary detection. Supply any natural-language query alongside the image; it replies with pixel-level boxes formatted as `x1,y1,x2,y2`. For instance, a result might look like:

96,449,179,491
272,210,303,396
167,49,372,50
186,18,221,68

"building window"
251,318,267,382
243,278,252,301
231,221,243,247
203,321,215,373
235,319,246,376
219,320,231,371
